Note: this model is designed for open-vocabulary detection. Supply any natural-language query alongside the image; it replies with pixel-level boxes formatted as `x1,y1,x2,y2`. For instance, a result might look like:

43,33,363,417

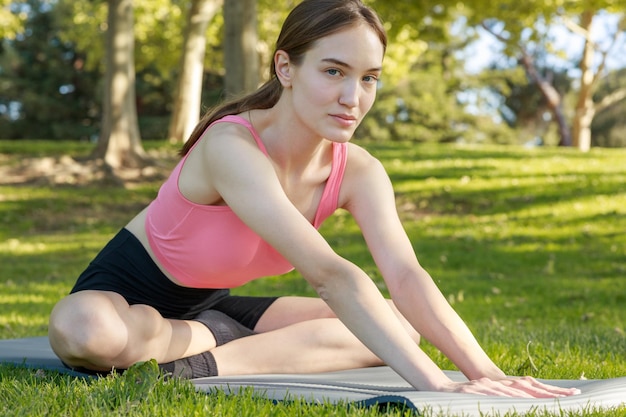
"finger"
528,378,582,395
471,378,567,398
460,379,535,398
506,377,580,398
531,381,581,396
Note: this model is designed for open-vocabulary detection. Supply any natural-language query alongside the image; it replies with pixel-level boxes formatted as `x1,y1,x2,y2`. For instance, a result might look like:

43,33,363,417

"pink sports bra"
145,115,348,289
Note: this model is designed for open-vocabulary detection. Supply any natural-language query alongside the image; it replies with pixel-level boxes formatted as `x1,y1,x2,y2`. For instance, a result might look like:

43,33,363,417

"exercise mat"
2,337,625,416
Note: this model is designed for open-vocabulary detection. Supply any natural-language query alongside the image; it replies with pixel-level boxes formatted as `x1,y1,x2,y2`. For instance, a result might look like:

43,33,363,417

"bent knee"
48,291,129,368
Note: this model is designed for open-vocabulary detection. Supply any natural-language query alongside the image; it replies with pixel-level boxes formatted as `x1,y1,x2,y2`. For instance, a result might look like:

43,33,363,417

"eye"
362,75,378,83
326,68,341,76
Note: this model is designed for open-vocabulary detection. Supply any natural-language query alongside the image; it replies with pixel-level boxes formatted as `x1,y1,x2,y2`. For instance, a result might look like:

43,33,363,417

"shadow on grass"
1,142,624,379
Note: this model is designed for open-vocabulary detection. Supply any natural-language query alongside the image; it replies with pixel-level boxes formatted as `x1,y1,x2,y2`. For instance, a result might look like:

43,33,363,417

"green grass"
1,140,625,416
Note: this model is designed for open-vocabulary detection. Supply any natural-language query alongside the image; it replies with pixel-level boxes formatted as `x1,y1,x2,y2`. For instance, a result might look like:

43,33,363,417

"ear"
274,50,292,88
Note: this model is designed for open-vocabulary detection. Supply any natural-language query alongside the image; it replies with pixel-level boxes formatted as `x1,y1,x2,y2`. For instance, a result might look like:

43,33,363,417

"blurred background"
0,0,624,168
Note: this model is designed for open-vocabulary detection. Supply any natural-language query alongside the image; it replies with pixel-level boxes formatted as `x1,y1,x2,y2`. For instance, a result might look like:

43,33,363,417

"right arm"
196,126,453,391
339,145,579,397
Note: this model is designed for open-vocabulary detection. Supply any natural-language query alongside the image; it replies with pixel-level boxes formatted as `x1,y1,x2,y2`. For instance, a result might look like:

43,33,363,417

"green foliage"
359,24,517,144
1,0,625,146
591,68,626,147
0,0,27,40
359,69,473,143
0,0,101,140
0,0,206,140
53,0,108,72
477,64,573,145
457,0,626,148
0,1,620,146
55,0,186,76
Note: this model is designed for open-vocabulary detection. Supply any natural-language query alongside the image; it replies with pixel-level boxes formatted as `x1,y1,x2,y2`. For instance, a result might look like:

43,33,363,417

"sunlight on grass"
1,140,625,416
0,293,47,305
0,239,48,254
0,233,109,254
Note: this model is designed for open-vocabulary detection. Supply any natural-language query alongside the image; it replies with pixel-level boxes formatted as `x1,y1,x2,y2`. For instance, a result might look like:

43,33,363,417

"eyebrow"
321,58,382,73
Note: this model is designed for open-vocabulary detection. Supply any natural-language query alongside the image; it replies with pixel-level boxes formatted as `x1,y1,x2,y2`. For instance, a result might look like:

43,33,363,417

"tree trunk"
571,10,595,152
481,21,572,147
223,0,259,97
519,53,571,147
94,0,147,169
168,0,223,144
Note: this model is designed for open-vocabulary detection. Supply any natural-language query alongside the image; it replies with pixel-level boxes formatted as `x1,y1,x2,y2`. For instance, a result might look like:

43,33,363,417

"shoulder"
344,143,387,181
198,117,255,150
177,115,275,204
186,116,267,169
339,143,391,208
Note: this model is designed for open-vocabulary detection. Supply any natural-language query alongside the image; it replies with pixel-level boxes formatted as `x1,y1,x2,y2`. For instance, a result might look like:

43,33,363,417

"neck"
250,101,330,171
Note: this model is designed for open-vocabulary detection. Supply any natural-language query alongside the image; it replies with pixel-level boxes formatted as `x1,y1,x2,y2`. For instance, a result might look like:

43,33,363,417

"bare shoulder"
346,142,379,166
194,119,259,156
344,143,388,184
179,118,269,205
339,143,391,208
184,118,269,175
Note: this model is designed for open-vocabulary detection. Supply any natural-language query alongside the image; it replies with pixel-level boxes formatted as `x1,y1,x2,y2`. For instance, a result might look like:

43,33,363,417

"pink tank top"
145,115,348,289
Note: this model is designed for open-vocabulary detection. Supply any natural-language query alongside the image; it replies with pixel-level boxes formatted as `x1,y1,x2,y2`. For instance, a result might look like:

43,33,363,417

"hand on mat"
446,376,581,398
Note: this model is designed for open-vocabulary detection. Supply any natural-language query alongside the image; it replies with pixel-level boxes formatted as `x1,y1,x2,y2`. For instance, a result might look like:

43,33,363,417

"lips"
330,114,358,127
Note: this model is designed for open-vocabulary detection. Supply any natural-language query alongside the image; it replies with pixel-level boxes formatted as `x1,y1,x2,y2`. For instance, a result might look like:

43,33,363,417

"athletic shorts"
70,228,278,328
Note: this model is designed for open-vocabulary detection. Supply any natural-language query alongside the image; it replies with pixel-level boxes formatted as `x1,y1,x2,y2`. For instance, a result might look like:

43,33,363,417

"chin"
322,125,357,141
324,132,354,143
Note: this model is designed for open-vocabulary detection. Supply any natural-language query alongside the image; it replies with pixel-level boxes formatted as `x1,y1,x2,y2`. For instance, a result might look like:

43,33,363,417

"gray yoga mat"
2,337,625,416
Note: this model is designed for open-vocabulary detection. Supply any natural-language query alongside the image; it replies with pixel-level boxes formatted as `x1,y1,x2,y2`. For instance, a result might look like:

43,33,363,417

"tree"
480,21,574,147
464,1,626,151
568,10,626,151
356,2,515,144
93,0,148,169
0,0,26,40
168,0,222,144
591,67,626,147
478,64,572,145
223,0,259,97
0,0,100,140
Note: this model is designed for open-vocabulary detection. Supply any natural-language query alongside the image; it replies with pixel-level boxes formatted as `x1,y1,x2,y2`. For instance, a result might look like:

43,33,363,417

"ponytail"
180,0,385,157
179,77,283,156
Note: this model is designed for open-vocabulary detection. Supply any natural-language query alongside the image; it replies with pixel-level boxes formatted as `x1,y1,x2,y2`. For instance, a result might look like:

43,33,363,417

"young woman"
49,0,579,398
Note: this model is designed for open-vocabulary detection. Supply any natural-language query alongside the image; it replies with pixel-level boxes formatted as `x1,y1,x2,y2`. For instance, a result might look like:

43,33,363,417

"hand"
443,376,581,398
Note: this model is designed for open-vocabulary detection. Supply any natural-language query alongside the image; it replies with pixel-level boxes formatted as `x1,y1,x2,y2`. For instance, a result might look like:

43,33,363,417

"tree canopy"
0,0,624,153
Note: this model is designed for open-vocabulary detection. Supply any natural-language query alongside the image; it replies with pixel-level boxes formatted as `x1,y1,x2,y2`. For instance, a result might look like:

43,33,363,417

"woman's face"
278,23,384,143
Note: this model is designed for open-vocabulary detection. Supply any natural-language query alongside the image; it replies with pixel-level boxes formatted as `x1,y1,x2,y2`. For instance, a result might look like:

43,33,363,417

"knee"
48,292,127,367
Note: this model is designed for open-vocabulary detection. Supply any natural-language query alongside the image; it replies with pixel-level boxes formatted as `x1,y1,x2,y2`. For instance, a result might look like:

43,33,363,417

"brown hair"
180,0,386,155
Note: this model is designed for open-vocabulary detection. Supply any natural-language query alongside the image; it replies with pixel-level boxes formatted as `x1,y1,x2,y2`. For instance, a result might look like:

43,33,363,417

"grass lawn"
1,140,625,416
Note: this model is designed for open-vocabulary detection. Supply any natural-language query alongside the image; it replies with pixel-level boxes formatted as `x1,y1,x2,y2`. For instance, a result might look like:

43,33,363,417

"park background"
1,0,626,159
0,1,625,416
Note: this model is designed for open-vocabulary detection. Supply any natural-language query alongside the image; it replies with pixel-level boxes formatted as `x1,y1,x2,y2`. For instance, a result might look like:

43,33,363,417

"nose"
338,80,359,108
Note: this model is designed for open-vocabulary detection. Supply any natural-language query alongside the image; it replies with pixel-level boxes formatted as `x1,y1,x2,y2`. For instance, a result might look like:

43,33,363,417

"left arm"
342,147,503,381
341,146,579,397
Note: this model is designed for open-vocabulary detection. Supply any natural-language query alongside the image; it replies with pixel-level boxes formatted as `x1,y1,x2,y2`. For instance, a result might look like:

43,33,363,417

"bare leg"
254,296,418,337
49,292,419,375
211,296,421,376
214,318,382,375
48,290,218,370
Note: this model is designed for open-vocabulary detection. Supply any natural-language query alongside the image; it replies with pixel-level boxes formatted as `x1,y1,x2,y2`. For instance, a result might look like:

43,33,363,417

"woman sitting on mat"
49,0,578,398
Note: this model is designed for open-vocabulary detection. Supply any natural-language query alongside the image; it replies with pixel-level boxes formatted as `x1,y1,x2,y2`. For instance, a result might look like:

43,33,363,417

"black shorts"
70,228,278,328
